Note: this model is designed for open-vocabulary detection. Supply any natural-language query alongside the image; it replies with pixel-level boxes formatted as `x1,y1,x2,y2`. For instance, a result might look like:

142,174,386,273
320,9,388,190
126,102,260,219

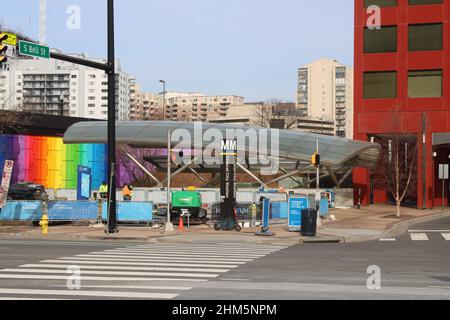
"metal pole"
163,82,166,120
60,98,64,116
164,130,174,232
316,137,321,227
106,0,117,234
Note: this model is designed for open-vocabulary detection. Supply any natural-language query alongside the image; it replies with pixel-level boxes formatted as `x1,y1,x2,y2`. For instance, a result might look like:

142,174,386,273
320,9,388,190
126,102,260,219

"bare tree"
252,98,303,130
0,107,31,135
373,107,417,217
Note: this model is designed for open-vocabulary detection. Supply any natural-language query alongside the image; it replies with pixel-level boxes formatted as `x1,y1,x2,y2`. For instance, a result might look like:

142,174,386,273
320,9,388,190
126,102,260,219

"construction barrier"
0,201,42,221
43,201,98,222
102,202,153,223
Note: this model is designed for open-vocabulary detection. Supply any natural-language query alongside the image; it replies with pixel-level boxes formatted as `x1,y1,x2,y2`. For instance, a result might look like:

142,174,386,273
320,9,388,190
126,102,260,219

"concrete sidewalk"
0,205,448,244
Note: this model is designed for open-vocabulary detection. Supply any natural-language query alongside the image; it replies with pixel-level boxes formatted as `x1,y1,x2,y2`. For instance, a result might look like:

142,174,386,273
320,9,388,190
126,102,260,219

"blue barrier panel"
288,197,309,232
270,202,288,220
102,202,153,223
319,198,330,217
43,201,98,221
0,201,42,221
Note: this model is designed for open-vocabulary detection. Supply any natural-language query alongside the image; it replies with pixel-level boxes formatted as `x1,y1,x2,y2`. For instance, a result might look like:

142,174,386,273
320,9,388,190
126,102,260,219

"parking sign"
0,160,14,209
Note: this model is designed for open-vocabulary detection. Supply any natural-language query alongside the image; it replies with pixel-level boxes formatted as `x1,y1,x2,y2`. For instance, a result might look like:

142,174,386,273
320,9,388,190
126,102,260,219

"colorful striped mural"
0,134,107,190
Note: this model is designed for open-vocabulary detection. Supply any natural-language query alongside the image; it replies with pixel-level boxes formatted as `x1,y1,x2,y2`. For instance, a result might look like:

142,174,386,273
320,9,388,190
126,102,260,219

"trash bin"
301,208,318,236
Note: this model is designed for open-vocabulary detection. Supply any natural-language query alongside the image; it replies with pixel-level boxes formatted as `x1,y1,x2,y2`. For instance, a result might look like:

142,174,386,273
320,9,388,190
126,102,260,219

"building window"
409,24,443,51
364,0,397,7
364,26,397,53
363,71,397,99
408,70,442,98
409,0,442,5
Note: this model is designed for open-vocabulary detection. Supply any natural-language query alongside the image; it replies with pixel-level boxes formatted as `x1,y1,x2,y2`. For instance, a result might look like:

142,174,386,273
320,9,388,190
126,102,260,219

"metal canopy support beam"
162,154,203,185
267,165,313,185
309,173,330,184
325,165,339,187
338,168,353,188
278,166,303,185
236,162,268,188
121,148,163,188
188,167,207,183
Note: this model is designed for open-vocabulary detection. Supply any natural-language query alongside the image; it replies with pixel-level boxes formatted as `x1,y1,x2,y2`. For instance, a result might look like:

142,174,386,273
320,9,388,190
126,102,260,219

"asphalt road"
0,216,449,300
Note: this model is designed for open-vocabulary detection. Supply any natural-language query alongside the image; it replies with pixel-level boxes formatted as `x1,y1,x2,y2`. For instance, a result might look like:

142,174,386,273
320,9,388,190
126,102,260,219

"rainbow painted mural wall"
0,134,107,189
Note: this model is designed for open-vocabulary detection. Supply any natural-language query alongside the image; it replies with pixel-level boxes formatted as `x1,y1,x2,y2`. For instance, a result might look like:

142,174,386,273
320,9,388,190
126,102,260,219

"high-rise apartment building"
297,58,354,138
0,53,133,121
354,0,449,209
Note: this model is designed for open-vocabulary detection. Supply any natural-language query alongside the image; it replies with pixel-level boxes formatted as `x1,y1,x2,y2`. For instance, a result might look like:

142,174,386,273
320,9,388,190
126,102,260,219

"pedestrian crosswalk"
0,243,287,300
379,231,450,242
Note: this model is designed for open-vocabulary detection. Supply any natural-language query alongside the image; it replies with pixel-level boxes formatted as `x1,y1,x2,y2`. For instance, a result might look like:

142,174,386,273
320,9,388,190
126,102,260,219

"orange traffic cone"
178,216,184,231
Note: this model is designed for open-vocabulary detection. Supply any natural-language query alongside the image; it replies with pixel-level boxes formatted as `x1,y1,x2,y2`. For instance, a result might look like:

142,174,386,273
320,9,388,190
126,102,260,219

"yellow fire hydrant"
39,213,49,235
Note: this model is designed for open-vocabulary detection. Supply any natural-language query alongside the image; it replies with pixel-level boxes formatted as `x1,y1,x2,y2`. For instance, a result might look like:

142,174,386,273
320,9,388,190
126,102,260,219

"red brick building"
354,0,450,209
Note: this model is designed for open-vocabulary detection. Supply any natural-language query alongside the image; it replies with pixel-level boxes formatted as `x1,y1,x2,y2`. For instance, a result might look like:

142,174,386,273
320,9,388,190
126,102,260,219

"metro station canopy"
64,121,381,171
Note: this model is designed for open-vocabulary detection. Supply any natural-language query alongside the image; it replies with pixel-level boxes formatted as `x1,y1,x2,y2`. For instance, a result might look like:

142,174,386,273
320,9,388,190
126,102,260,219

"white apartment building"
130,82,163,121
0,52,133,121
128,89,246,122
297,58,354,138
165,92,244,122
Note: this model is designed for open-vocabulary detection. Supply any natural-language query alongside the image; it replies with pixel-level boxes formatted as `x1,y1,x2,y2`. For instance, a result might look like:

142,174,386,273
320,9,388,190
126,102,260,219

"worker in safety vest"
122,184,133,201
99,181,108,199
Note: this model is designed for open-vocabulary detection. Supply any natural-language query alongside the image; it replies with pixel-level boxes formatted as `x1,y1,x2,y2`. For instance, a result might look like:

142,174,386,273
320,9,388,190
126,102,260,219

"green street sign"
19,41,50,59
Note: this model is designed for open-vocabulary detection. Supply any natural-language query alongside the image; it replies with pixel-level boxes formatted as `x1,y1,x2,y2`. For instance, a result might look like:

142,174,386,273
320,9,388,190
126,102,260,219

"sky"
0,0,355,102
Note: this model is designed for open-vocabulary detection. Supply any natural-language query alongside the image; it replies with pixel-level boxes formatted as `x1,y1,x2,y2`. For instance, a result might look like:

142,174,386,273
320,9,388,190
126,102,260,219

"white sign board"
0,160,14,209
439,164,449,180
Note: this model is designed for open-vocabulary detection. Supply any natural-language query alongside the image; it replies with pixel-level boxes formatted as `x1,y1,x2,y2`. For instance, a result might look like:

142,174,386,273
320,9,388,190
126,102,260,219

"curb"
318,210,450,243
381,210,450,239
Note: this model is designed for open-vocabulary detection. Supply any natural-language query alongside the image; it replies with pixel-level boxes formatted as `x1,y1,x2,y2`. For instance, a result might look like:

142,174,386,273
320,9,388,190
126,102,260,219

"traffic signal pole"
106,0,117,234
43,0,118,234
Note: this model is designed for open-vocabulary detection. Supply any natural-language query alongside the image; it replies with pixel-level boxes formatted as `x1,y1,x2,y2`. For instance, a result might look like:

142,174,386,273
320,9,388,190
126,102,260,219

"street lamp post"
160,80,166,121
59,94,65,116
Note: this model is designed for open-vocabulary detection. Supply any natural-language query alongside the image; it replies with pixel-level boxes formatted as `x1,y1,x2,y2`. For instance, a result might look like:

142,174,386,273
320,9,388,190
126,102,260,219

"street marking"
50,285,193,291
220,278,250,282
43,259,239,268
0,288,178,299
0,268,219,278
409,230,450,233
0,274,207,282
58,256,247,264
428,286,450,290
410,233,429,241
21,264,231,273
136,244,286,250
101,250,266,258
114,248,275,255
76,254,254,262
0,243,287,300
379,238,396,242
442,233,450,241
129,246,282,253
0,297,71,300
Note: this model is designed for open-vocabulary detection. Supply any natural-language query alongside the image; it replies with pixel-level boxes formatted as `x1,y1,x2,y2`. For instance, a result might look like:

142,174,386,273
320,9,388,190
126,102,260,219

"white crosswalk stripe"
441,233,450,241
410,233,429,241
0,243,287,300
380,232,450,242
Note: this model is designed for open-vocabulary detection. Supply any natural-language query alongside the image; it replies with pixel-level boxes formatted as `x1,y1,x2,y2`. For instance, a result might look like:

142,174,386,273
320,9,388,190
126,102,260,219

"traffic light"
311,153,321,166
0,33,8,67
